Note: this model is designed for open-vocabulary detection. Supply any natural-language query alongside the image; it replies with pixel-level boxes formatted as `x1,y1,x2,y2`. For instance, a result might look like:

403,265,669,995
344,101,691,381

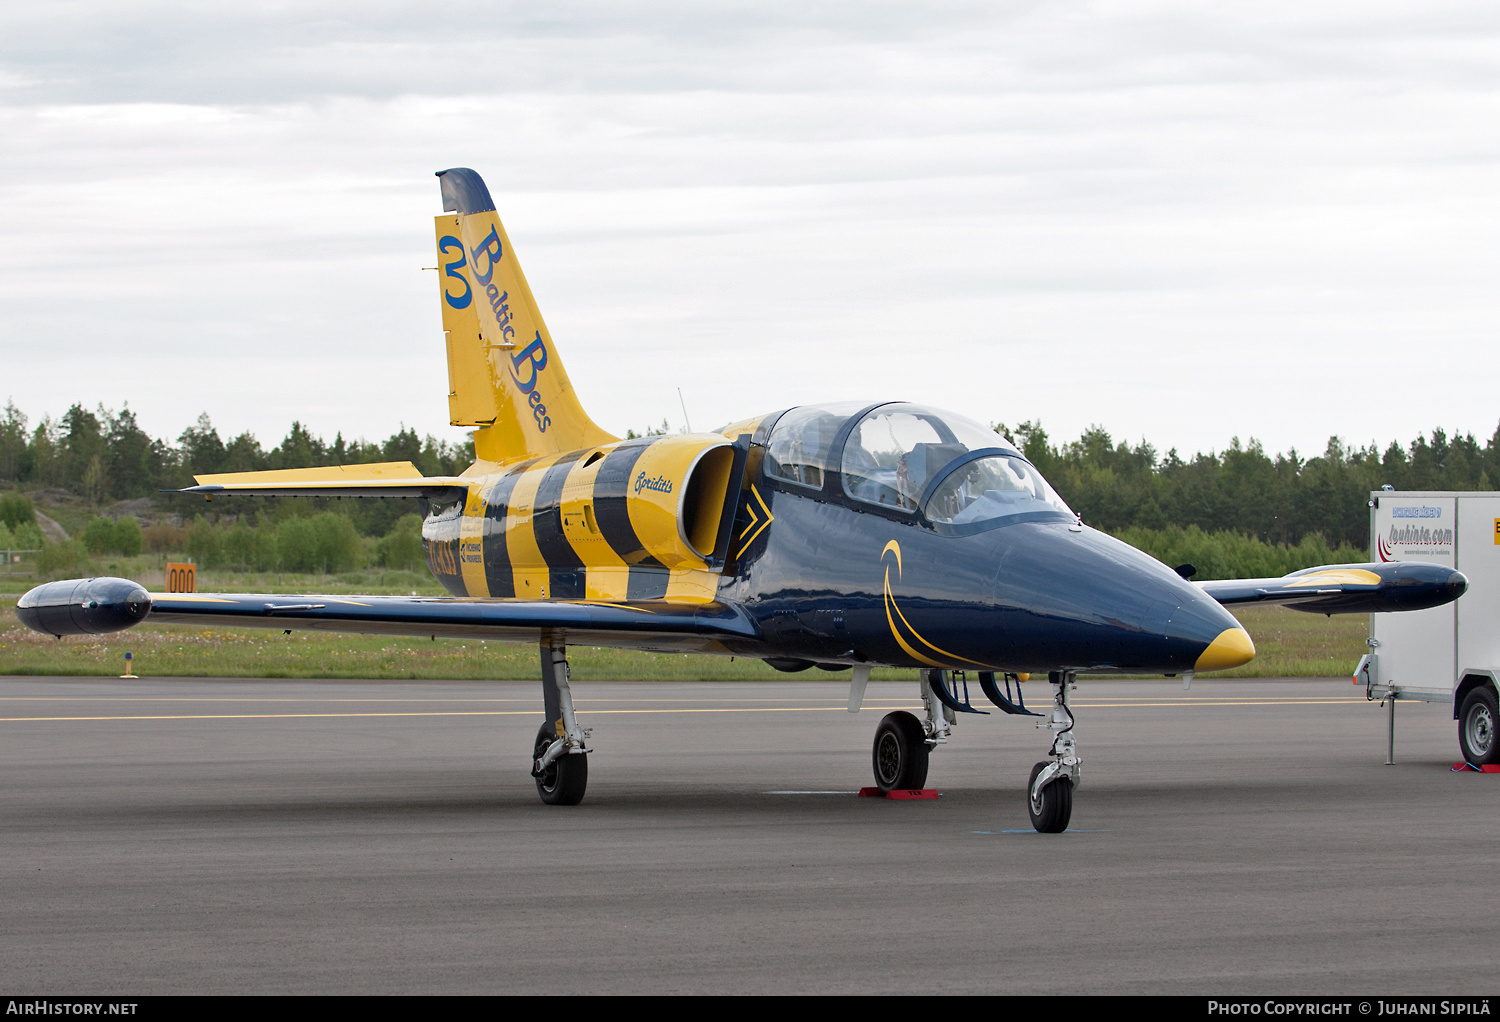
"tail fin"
434,168,615,465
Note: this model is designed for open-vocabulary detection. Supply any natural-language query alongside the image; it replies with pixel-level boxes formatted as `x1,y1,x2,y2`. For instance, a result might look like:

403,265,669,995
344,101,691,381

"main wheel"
1027,761,1073,833
1459,687,1500,766
872,711,929,792
533,723,588,805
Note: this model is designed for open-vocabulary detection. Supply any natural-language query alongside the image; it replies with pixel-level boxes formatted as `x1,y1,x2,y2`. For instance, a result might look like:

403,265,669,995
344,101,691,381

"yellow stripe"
886,578,985,666
625,435,721,570
459,486,490,598
559,449,631,601
735,484,774,557
885,585,945,667
665,568,719,603
504,453,560,597
1284,568,1382,587
881,545,990,668
195,462,423,486
149,594,239,604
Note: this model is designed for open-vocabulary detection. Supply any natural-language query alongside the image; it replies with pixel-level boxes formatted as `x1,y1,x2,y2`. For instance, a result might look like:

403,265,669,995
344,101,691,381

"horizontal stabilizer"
1199,561,1467,615
174,462,470,503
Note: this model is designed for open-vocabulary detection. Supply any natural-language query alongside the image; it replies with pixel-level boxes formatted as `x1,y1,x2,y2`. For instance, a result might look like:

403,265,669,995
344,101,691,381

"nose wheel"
1027,671,1081,832
1028,760,1073,832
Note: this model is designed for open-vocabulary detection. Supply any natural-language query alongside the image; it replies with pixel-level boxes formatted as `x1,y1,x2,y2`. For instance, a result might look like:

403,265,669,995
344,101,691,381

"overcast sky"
1,1,1496,462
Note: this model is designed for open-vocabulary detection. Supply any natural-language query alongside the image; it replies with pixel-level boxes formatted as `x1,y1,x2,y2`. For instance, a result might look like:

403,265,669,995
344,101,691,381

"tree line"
31,505,425,579
1002,420,1500,549
0,402,474,505
3,401,1499,576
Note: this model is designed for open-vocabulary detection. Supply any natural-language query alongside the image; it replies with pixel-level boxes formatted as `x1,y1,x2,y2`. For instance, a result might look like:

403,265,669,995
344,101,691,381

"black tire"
533,723,588,805
871,711,929,792
1459,687,1500,766
1027,760,1073,833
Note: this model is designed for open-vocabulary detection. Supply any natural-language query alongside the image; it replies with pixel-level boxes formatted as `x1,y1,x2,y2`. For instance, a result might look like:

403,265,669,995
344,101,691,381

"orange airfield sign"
165,563,195,594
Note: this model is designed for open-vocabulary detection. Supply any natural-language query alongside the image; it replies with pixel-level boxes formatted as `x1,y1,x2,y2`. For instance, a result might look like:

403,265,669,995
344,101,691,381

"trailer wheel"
1459,687,1500,766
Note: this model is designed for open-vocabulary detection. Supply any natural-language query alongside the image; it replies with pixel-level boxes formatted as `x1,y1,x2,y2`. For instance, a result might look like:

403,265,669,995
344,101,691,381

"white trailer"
1355,490,1500,765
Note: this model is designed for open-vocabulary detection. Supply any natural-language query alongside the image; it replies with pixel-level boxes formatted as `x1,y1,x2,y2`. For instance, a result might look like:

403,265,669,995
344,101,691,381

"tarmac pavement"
0,675,1491,995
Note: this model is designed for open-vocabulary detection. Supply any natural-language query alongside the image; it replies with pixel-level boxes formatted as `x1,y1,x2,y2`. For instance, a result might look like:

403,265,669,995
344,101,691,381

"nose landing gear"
1028,671,1080,832
862,668,1081,831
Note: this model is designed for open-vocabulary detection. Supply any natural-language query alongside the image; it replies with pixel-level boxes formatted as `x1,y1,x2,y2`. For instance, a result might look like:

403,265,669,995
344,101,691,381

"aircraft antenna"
678,388,693,433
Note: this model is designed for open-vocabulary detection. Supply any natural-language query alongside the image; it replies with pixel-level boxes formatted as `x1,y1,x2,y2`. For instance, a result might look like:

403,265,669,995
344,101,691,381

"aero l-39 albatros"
17,169,1467,831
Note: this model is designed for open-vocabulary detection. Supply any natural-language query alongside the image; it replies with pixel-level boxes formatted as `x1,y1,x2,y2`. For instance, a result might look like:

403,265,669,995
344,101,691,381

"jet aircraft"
17,168,1467,831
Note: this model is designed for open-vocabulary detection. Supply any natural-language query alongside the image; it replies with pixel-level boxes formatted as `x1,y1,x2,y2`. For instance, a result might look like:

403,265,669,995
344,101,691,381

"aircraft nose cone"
1448,571,1469,601
1194,626,1256,672
977,523,1256,673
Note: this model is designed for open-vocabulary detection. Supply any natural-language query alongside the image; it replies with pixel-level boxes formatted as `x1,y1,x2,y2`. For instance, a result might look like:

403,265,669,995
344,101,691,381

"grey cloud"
4,2,1499,107
1,3,1498,453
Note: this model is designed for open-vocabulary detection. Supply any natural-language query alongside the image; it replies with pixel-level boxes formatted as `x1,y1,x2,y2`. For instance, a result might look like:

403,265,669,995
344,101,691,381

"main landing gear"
532,640,591,805
863,668,1082,833
870,670,954,792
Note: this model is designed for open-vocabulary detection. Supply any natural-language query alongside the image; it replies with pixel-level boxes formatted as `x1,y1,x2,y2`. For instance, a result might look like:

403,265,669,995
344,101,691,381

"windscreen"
923,454,1074,526
841,404,1020,511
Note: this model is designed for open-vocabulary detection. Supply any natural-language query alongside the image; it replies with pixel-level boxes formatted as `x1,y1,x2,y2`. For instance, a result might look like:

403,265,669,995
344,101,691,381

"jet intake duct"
621,435,746,570
15,577,152,638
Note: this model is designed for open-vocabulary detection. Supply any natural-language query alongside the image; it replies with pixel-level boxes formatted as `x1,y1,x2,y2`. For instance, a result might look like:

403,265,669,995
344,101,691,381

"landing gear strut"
1028,671,1080,833
868,670,954,792
532,639,591,805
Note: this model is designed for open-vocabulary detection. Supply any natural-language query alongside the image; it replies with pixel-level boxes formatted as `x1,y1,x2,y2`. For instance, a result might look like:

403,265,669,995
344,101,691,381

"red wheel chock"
1452,763,1500,772
858,787,940,799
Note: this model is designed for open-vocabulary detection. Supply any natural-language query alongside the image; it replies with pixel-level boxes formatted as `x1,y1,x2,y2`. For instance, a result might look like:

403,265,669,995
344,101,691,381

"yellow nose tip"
1195,626,1256,671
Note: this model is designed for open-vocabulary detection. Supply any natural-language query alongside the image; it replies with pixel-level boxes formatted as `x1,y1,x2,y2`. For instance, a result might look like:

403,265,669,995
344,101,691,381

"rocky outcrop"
32,511,69,544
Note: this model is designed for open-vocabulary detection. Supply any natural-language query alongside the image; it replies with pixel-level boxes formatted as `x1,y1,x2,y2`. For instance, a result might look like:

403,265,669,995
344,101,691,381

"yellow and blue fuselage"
419,411,1253,675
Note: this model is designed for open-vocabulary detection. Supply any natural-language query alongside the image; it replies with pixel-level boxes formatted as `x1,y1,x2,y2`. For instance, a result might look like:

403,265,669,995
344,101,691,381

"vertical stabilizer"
434,168,615,465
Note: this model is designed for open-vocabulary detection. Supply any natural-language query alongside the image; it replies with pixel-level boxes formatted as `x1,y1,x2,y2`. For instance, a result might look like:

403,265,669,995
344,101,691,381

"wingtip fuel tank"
15,577,152,638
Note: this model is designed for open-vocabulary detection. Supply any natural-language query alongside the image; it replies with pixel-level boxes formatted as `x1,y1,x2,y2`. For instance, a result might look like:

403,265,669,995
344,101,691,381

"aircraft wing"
16,578,760,653
173,462,470,503
1198,561,1467,615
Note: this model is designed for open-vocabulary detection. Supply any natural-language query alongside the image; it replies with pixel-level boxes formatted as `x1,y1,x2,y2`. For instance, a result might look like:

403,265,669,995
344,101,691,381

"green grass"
0,555,448,597
0,594,1367,681
1216,604,1367,679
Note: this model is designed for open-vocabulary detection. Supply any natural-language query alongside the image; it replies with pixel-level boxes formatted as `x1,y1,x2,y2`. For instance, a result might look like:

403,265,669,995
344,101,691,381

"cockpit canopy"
763,402,1074,531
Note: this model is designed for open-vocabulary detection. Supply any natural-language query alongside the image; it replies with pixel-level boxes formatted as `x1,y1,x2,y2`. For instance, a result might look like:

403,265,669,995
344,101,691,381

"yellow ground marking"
0,699,1367,722
1072,699,1364,708
0,707,872,722
0,696,925,705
